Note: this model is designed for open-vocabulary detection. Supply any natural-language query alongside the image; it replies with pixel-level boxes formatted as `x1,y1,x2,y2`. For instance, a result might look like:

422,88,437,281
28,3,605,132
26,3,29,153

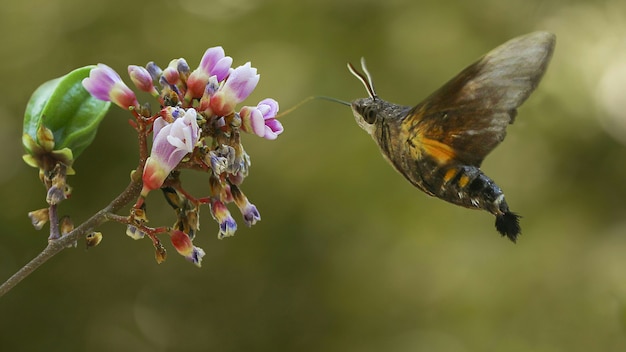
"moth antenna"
347,59,377,99
359,57,377,98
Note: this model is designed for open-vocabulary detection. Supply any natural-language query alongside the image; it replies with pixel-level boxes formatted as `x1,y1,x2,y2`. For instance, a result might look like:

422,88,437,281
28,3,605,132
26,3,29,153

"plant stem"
1,110,151,298
0,176,142,298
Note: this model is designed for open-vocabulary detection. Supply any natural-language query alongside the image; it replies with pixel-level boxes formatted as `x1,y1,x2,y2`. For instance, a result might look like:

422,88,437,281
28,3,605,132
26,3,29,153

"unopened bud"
85,232,103,249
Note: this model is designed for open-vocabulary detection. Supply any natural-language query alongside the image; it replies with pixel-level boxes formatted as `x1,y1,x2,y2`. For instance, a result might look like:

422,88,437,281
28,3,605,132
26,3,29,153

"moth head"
348,58,380,135
351,97,383,134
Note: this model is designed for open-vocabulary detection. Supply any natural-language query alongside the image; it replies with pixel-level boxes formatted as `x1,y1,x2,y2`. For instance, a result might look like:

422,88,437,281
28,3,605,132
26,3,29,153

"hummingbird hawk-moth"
347,31,555,242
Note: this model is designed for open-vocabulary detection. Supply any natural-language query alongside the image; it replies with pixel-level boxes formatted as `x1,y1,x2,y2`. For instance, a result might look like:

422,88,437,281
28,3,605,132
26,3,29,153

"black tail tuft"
495,212,521,242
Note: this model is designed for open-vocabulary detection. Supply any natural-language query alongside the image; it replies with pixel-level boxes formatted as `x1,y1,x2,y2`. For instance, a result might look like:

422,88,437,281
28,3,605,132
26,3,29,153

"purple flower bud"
146,62,162,81
199,46,233,82
186,47,233,100
128,65,158,96
209,62,259,116
177,58,190,76
82,64,138,109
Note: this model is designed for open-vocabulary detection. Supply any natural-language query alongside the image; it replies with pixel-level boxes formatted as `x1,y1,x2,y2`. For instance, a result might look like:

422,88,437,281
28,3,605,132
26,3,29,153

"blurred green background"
2,0,626,351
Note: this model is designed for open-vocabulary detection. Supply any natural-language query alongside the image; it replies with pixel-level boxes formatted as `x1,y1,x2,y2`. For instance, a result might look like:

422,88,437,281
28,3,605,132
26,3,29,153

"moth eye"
361,106,377,124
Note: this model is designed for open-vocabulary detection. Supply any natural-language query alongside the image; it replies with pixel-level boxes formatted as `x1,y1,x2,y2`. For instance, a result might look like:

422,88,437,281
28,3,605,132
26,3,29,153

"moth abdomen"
434,164,520,241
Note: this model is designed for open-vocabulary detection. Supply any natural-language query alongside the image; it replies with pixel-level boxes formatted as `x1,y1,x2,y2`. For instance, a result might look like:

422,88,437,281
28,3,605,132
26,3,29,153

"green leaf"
23,66,111,159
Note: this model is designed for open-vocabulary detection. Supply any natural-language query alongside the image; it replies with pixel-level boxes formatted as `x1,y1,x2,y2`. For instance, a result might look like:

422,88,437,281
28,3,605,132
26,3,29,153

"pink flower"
210,199,237,238
128,65,158,96
141,108,200,196
209,62,259,116
230,185,261,227
186,46,233,100
170,230,205,267
240,98,283,140
82,64,139,109
240,203,260,226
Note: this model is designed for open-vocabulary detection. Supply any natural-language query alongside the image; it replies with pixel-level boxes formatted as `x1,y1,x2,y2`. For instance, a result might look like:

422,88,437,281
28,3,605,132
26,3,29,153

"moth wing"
406,31,555,167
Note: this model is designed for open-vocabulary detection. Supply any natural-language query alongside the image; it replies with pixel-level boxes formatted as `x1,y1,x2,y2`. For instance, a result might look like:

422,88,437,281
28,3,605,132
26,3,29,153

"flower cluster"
82,47,283,267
